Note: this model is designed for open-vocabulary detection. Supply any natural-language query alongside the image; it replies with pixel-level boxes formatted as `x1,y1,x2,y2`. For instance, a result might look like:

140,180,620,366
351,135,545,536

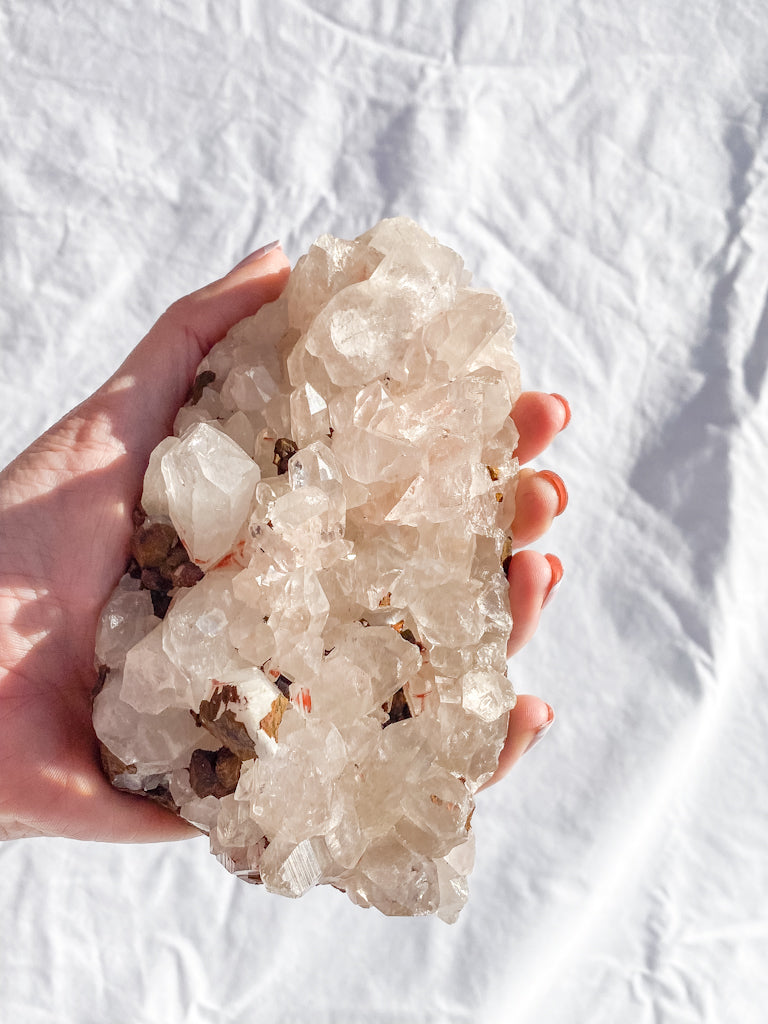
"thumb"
94,243,290,456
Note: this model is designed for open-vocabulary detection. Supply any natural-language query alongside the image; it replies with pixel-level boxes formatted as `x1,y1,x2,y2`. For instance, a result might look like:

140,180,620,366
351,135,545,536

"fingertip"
506,549,548,655
509,470,567,548
536,470,568,516
511,391,571,465
542,553,564,607
522,701,555,754
227,240,282,273
506,549,562,655
105,785,203,843
479,695,554,789
550,393,571,431
220,244,291,286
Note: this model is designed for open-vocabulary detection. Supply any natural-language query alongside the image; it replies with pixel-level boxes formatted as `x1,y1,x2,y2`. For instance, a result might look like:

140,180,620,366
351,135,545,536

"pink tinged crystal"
140,436,178,518
289,382,330,447
95,577,156,669
460,668,517,723
221,411,256,455
161,570,246,702
221,364,280,412
92,666,213,776
93,217,524,922
161,422,261,568
120,625,195,714
260,836,332,897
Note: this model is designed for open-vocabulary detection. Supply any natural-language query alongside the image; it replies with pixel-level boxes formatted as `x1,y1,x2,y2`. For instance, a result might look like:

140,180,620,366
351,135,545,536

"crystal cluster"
93,218,522,922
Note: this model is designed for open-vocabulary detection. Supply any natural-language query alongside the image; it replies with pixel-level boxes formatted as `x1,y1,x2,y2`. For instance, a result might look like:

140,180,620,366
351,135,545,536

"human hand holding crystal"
0,243,567,843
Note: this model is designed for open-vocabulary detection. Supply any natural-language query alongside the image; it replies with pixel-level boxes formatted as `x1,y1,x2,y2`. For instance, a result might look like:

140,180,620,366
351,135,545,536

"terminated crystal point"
93,217,522,923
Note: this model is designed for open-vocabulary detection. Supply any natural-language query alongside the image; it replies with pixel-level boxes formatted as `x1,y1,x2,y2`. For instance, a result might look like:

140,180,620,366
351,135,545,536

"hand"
480,391,569,790
0,245,290,842
0,245,566,842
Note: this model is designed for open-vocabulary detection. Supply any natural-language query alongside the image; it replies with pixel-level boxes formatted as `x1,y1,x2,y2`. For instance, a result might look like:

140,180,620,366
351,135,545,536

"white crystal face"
93,217,522,923
162,422,261,569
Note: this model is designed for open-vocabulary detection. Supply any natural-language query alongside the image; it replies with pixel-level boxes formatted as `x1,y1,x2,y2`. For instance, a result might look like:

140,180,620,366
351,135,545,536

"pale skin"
0,246,568,843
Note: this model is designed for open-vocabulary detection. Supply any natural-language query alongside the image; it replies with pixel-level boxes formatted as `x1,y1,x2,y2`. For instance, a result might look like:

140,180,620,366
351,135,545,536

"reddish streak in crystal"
292,688,312,713
210,540,247,571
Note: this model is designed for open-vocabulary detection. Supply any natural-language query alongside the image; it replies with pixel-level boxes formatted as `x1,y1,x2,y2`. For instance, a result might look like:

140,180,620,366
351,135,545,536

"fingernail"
542,553,563,608
229,240,281,273
524,704,555,754
550,393,571,430
538,470,568,515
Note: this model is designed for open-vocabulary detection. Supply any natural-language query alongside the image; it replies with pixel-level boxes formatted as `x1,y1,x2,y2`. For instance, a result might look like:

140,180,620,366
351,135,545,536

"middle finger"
510,468,568,548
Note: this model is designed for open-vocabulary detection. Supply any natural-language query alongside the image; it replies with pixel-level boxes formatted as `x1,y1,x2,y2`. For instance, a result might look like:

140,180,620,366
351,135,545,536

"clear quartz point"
93,217,522,921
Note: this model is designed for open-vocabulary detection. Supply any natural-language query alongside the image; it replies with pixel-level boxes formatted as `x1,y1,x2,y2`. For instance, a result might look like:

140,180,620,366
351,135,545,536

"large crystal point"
162,421,261,568
94,217,523,923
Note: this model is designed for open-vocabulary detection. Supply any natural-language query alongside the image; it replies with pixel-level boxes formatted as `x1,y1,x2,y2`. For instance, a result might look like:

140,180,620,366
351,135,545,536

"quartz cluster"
93,217,522,922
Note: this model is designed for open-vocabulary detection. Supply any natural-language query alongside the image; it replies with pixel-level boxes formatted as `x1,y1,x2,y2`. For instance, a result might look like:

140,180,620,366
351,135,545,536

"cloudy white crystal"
162,421,261,568
93,217,522,923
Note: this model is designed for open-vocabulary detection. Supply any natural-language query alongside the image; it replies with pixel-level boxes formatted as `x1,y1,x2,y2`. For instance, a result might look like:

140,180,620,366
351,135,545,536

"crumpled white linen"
1,2,767,1021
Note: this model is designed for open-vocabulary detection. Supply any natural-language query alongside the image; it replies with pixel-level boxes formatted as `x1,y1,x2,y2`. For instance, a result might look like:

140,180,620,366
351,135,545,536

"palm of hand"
0,249,566,843
0,401,197,839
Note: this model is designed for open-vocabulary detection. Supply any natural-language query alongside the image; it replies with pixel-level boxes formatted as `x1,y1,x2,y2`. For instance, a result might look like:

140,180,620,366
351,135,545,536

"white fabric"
1,2,767,1021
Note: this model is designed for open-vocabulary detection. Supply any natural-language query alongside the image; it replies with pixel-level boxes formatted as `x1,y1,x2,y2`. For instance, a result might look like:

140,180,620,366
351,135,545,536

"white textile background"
1,2,767,1022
